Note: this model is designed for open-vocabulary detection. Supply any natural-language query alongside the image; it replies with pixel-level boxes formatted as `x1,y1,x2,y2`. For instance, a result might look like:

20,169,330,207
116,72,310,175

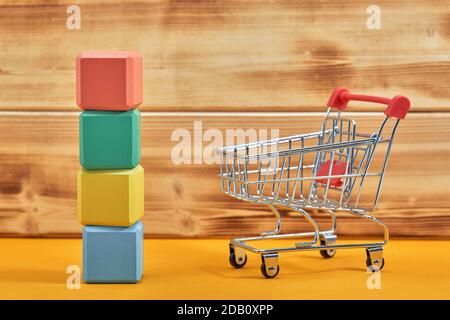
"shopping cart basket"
217,88,410,278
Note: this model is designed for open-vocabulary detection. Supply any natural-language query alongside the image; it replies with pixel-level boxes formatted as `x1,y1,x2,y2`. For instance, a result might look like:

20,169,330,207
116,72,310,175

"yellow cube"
78,165,144,226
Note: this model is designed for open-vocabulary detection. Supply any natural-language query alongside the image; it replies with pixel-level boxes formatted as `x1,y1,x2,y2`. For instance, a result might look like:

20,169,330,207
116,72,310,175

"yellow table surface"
0,238,449,300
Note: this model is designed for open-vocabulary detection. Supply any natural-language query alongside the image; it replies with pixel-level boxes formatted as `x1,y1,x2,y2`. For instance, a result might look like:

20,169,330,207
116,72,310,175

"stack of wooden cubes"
76,51,144,283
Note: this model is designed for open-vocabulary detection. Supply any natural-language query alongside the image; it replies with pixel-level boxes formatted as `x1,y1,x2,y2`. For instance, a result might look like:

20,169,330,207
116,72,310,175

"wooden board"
0,1,449,238
0,0,449,111
0,112,448,237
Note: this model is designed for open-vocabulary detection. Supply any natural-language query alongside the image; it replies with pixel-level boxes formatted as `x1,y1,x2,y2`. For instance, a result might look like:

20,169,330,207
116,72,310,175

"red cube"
76,51,143,110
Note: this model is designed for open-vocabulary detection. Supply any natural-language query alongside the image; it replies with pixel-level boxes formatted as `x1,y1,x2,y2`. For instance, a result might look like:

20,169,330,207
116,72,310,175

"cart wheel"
229,250,247,268
319,239,336,258
260,263,280,279
366,257,385,272
260,253,280,279
320,249,336,259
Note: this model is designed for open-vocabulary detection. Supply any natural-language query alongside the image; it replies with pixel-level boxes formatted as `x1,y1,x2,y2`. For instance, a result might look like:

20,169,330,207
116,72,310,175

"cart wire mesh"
217,109,400,213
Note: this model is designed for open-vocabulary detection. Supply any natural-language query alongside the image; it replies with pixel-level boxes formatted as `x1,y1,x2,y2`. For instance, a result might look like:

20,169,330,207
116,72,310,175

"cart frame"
217,88,410,278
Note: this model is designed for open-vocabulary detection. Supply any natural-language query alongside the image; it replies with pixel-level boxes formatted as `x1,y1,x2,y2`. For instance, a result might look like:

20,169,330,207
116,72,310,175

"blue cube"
83,221,143,283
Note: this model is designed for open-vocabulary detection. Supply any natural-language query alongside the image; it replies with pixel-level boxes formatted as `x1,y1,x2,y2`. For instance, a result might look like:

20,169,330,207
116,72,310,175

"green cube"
80,109,141,169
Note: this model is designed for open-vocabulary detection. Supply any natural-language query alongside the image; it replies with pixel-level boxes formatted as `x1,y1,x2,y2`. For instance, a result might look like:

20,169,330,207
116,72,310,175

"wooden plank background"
1,112,449,237
0,0,449,237
1,0,450,111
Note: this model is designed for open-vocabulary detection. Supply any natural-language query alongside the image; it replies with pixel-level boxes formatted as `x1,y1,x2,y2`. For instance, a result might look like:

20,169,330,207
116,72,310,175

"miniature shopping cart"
216,88,410,278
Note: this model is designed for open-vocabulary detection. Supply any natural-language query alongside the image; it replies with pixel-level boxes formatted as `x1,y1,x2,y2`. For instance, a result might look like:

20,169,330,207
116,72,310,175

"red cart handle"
327,88,410,119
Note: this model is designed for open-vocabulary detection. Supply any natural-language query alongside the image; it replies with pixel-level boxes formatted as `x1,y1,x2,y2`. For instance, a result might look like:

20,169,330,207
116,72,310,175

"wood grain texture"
0,112,448,237
0,0,449,111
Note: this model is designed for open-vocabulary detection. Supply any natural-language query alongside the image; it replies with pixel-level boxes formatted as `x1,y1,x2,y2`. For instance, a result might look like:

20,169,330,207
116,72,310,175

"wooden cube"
79,109,141,169
76,51,143,110
83,221,143,283
77,165,144,226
